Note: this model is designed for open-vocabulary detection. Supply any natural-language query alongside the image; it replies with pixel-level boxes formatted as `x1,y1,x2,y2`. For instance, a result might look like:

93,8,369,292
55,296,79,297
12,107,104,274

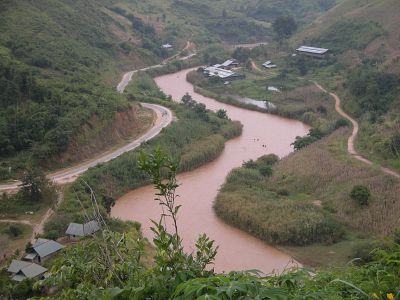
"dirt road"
314,82,399,178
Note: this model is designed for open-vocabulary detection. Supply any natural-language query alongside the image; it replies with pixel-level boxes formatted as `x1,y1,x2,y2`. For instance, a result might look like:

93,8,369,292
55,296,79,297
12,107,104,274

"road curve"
0,103,171,192
314,82,400,178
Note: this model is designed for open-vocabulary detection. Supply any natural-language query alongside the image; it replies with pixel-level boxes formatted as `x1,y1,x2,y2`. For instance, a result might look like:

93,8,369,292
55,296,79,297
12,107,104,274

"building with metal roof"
7,260,47,281
296,46,329,58
162,43,173,49
262,61,277,69
65,220,101,237
220,59,239,69
203,65,245,81
24,238,64,262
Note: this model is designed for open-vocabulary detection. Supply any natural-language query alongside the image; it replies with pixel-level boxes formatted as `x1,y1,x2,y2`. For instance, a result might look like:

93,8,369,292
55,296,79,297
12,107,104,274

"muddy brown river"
111,68,309,274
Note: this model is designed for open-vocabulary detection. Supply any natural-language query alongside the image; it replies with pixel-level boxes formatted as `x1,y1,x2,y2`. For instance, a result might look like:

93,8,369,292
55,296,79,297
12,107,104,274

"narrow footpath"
314,82,400,178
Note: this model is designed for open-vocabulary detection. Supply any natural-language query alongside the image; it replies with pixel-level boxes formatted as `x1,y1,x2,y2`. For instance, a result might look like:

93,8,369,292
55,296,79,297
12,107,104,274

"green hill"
293,0,400,172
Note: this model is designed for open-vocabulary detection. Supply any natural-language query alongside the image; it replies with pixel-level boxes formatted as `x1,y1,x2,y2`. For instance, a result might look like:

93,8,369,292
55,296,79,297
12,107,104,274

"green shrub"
259,165,273,177
350,185,372,206
277,189,289,196
4,225,23,238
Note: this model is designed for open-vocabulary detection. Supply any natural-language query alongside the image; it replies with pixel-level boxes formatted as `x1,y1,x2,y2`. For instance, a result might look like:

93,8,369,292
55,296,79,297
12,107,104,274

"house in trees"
296,46,329,58
65,220,101,238
24,238,64,263
7,260,47,282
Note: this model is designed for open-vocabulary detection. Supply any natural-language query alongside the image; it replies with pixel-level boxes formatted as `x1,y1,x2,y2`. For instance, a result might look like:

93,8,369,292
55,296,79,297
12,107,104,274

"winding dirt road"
0,103,172,193
314,82,400,178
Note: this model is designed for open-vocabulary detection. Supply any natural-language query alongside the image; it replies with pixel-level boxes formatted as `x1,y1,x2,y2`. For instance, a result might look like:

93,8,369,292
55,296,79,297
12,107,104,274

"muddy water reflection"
111,69,309,273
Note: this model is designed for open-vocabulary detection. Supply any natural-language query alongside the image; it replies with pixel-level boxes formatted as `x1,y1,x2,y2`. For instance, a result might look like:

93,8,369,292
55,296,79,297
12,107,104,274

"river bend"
112,68,309,274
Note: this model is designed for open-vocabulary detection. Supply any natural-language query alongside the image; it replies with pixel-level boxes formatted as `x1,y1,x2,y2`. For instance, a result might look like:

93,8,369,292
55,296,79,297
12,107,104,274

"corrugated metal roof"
12,274,26,282
296,46,329,54
24,253,38,261
66,221,100,237
83,220,100,235
221,59,237,67
8,260,31,273
204,66,239,79
33,238,64,258
20,263,47,278
8,260,47,280
66,222,84,236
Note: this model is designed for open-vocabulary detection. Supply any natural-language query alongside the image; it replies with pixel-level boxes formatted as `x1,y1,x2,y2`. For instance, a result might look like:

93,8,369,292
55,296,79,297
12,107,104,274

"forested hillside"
244,0,337,23
0,0,163,177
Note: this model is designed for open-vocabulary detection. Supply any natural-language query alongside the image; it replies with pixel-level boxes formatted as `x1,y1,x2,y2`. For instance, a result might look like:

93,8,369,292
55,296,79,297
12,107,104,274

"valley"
0,0,399,299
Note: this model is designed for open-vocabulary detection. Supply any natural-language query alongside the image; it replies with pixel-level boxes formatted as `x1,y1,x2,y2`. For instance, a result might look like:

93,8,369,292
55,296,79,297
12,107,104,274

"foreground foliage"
26,151,400,300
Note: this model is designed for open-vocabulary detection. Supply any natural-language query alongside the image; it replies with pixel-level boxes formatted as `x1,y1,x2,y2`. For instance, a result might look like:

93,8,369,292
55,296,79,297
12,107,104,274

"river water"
111,68,309,274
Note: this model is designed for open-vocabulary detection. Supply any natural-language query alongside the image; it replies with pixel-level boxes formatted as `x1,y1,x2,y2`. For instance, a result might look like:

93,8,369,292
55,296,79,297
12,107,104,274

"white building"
296,46,329,58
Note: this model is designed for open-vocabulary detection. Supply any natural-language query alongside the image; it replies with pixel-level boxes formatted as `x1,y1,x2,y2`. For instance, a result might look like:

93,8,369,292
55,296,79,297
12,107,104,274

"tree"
5,225,22,238
273,15,297,38
233,47,251,63
216,109,228,119
19,167,48,202
181,93,194,106
350,185,371,206
102,195,115,214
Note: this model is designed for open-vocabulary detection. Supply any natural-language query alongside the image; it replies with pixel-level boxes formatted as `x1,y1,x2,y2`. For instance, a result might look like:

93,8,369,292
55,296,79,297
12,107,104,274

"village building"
65,220,101,238
203,65,244,81
24,238,64,263
296,46,329,58
262,61,277,69
7,260,47,282
220,59,239,70
161,43,173,50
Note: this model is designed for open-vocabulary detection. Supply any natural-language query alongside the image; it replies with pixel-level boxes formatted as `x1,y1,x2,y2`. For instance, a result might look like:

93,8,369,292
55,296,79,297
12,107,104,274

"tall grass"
214,164,344,246
215,128,400,248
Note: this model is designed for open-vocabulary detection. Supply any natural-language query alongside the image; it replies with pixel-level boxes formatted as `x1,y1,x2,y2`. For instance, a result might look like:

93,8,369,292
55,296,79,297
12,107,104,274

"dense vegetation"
311,19,385,53
0,0,161,177
215,155,344,246
245,0,337,23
